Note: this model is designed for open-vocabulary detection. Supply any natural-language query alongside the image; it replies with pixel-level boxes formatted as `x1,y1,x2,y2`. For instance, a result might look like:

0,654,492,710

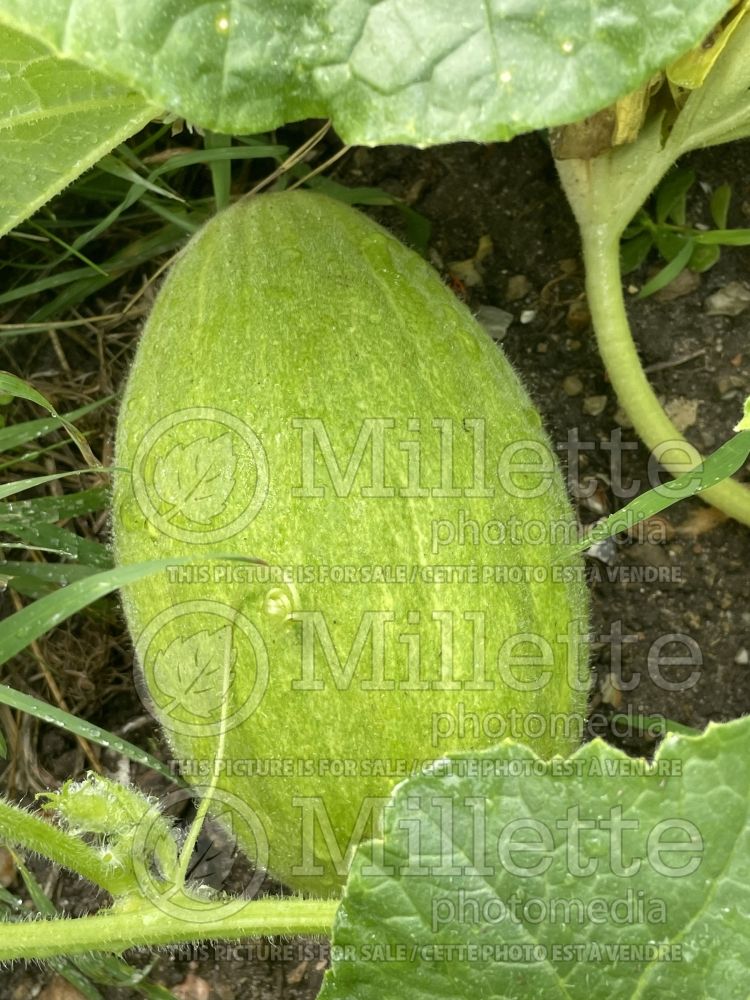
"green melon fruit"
112,190,589,897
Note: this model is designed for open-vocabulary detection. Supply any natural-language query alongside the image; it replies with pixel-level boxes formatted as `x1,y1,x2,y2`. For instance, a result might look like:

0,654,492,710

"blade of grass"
0,372,98,466
0,468,108,501
1,524,112,567
28,222,196,322
27,221,109,277
139,196,202,234
0,561,98,585
0,557,265,669
204,131,232,211
2,485,109,521
637,237,695,298
0,685,177,783
97,153,183,202
0,556,260,780
0,397,108,452
147,143,286,180
576,429,750,553
693,227,750,245
710,182,732,228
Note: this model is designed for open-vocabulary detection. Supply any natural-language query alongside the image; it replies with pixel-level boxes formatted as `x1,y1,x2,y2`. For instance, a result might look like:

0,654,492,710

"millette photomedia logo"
131,406,269,543
134,600,269,739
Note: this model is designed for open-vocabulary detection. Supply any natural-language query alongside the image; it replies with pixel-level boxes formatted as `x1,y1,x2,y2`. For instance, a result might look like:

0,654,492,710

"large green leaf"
0,1,733,144
0,25,155,237
322,718,750,999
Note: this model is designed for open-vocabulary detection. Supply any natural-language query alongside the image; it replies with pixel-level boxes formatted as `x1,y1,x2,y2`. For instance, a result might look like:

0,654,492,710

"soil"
2,128,749,999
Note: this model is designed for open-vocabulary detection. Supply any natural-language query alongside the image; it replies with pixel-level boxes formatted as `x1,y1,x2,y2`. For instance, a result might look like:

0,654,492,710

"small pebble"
39,977,89,1000
705,281,750,317
563,375,584,396
506,274,531,301
172,973,211,1000
0,846,15,888
717,373,746,396
520,309,537,324
566,299,591,333
476,304,513,342
600,673,623,709
583,395,608,416
614,406,634,428
735,648,749,666
586,536,618,565
664,397,699,433
652,268,700,302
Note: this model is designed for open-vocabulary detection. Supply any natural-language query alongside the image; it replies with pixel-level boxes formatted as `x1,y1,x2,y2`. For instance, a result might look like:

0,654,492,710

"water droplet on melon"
361,237,395,274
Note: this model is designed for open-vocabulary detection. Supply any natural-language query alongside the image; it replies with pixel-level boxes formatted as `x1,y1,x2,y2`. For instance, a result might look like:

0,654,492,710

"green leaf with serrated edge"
611,714,699,738
0,1,732,144
321,718,750,1000
575,430,750,552
0,25,154,239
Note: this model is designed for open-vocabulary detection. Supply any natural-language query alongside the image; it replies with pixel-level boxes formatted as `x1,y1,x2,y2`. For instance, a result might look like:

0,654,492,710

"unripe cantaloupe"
112,191,589,896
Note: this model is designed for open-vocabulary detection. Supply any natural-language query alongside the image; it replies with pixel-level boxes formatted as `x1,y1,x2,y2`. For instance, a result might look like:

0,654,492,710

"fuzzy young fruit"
112,191,589,896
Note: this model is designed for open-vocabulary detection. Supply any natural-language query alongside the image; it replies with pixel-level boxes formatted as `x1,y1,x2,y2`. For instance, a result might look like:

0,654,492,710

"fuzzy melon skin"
113,191,589,896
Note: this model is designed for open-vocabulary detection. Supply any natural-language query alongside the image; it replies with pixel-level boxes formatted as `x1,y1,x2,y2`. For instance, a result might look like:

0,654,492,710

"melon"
112,191,589,896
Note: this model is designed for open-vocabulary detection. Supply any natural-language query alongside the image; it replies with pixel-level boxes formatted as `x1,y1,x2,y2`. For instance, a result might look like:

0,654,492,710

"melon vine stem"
0,896,339,962
580,222,750,527
556,78,750,529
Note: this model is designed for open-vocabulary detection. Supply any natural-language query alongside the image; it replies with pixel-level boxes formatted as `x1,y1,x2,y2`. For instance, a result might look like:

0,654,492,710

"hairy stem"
0,895,339,961
582,224,750,525
0,798,134,896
